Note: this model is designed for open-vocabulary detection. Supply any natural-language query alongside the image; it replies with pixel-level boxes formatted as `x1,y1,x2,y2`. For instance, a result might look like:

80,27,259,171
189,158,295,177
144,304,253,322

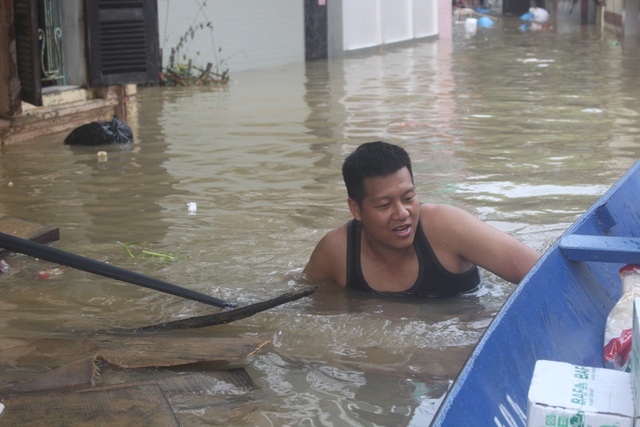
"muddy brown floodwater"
1,16,640,427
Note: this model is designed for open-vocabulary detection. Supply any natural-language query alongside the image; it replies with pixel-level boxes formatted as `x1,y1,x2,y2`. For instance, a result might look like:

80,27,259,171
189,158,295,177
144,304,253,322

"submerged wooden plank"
142,370,257,396
9,356,98,392
0,217,59,259
0,335,270,369
93,370,257,397
0,383,180,426
0,216,59,245
2,367,257,425
89,335,270,368
5,358,256,396
138,287,316,331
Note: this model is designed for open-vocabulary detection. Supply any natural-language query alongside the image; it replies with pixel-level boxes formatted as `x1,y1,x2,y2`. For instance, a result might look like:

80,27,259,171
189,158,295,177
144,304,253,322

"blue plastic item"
475,7,491,13
477,16,494,27
520,23,528,31
520,12,533,20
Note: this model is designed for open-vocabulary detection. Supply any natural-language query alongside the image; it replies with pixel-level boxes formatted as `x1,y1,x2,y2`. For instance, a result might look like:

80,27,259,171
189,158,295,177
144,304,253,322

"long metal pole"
0,232,236,309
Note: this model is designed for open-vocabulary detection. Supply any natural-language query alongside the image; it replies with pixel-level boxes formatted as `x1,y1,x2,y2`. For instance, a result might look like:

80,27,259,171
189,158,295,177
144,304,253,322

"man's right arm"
302,226,348,286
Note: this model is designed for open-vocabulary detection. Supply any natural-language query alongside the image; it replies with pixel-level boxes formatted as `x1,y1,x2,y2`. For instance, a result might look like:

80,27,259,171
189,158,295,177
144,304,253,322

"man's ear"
348,198,362,221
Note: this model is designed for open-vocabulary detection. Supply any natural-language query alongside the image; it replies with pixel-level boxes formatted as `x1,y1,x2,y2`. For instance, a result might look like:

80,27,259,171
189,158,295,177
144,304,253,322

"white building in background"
157,0,442,73
331,0,439,54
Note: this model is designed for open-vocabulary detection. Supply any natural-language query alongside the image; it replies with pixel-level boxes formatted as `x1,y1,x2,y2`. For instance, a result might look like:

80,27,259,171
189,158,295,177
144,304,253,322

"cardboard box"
527,360,634,427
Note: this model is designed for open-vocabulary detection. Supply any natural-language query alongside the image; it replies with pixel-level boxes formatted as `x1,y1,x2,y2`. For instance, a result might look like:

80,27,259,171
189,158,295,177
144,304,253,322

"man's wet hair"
342,141,413,205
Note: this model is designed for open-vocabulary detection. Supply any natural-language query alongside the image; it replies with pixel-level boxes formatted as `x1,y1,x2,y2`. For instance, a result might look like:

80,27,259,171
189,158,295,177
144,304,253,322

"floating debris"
97,151,108,162
117,241,177,261
37,267,66,280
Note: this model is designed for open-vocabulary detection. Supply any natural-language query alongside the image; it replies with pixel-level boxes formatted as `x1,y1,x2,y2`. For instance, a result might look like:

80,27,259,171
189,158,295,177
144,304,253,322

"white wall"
341,0,438,51
413,0,438,38
381,0,413,44
342,0,382,50
157,0,304,73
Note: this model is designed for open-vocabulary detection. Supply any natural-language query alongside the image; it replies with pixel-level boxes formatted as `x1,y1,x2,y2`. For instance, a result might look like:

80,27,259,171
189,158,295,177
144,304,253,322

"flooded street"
1,16,640,426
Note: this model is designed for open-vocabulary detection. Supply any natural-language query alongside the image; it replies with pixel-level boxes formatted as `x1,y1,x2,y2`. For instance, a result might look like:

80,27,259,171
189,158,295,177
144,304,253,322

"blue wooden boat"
430,158,640,427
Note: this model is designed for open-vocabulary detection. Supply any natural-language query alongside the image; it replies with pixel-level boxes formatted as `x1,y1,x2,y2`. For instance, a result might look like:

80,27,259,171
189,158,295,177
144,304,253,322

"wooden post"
0,0,23,120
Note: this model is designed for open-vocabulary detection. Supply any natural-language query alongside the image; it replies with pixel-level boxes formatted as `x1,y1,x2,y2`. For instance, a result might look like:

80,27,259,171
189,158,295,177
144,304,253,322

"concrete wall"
157,0,305,73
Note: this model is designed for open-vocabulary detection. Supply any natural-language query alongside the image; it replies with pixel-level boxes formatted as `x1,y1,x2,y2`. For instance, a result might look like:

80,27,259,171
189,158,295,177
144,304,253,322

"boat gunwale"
430,158,640,426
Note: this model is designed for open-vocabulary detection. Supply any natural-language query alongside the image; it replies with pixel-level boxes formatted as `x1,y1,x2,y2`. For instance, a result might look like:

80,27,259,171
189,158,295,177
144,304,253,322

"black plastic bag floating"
64,115,133,146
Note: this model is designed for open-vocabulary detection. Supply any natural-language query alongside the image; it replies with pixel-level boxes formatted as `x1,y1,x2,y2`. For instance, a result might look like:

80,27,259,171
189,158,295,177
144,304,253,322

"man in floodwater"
303,141,540,297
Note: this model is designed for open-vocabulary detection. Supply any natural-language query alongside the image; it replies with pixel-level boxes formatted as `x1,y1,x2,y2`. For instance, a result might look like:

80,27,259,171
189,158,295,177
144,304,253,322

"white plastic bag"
603,265,640,371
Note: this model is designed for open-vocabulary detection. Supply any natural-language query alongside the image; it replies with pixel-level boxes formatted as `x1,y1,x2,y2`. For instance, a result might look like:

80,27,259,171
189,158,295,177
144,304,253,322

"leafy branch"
117,241,178,261
160,1,229,86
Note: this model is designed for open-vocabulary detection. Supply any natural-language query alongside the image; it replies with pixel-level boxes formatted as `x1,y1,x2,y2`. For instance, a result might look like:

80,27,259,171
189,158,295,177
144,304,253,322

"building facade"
0,0,159,144
0,0,444,145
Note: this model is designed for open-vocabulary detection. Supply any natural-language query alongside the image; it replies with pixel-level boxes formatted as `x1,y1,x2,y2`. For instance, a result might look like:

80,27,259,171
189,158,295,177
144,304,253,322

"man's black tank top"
345,219,480,297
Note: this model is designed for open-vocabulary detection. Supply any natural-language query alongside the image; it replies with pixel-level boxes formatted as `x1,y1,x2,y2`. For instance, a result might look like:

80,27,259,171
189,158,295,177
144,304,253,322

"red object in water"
37,268,64,280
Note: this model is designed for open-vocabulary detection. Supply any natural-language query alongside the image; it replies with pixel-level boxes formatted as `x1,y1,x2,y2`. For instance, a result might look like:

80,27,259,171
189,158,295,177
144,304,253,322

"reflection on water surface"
1,17,640,426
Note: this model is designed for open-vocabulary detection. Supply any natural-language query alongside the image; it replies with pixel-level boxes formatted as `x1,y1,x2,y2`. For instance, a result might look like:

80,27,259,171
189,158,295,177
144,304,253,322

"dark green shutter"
13,0,42,106
85,0,160,86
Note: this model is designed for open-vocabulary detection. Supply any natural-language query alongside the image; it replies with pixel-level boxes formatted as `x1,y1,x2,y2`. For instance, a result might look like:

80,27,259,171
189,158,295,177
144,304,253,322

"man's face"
349,167,420,251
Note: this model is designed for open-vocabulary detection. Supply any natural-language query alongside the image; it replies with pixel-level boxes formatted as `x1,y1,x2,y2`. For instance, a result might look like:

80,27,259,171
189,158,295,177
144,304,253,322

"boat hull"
430,158,640,426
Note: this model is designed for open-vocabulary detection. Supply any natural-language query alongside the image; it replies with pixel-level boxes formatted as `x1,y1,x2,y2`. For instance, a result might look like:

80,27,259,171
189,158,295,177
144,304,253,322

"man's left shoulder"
420,204,480,235
420,203,467,220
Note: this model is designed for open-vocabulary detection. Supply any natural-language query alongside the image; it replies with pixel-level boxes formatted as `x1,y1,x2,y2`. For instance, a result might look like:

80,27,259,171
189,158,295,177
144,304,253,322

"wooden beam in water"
137,287,316,331
0,216,59,258
0,335,270,369
88,335,270,368
6,356,256,395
